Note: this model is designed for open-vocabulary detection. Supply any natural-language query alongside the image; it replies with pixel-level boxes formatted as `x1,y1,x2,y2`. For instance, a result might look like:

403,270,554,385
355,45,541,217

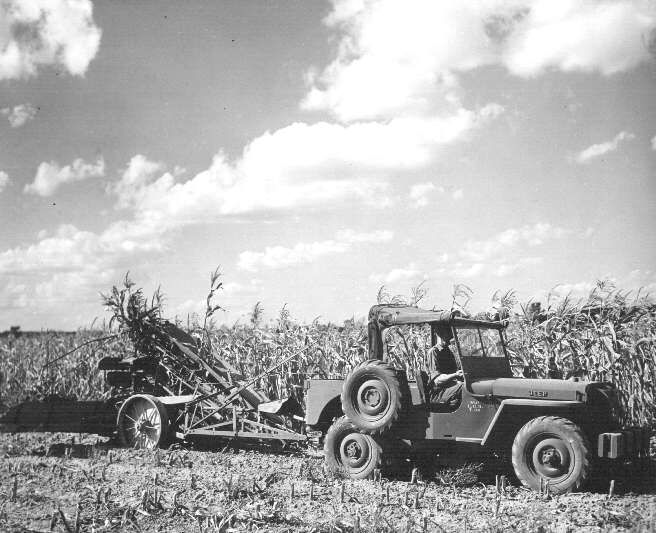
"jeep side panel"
426,392,499,441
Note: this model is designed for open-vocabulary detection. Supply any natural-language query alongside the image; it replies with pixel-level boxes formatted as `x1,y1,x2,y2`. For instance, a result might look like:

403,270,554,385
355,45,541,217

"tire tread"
511,415,590,494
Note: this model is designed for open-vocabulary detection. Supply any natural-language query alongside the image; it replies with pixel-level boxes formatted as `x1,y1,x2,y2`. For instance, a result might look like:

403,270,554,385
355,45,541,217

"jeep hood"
470,377,607,401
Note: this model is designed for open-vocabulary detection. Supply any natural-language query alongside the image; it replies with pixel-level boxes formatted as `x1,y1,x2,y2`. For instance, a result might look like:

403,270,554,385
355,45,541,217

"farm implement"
1,321,307,449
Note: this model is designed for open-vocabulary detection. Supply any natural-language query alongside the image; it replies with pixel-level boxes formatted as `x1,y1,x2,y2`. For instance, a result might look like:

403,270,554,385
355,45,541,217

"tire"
512,416,591,494
341,359,403,435
117,394,170,449
324,416,382,479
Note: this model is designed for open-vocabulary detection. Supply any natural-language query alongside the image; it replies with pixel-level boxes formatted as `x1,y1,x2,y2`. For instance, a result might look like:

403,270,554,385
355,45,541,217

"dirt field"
0,433,655,532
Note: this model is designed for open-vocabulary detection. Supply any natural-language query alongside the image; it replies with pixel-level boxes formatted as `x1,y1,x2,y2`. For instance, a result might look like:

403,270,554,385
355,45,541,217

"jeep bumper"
597,428,652,459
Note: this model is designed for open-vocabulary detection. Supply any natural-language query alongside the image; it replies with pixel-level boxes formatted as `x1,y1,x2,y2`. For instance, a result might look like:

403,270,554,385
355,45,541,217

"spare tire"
341,359,402,434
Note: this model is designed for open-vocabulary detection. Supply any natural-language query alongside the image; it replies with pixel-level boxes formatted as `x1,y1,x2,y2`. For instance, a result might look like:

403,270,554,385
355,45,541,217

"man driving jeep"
428,325,463,408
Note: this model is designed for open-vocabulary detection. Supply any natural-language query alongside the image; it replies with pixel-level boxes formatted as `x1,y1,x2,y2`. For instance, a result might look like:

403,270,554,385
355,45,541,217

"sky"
0,0,655,330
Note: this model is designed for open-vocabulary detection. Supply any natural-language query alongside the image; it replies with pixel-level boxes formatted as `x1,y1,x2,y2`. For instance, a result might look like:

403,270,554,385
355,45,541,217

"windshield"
454,327,506,358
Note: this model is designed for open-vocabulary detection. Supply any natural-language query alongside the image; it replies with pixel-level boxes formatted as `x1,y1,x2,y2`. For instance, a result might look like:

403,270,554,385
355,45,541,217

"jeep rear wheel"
341,359,402,435
324,416,382,479
512,416,590,494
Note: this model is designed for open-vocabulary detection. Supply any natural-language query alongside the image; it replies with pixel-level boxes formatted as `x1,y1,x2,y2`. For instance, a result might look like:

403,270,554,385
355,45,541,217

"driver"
428,325,464,408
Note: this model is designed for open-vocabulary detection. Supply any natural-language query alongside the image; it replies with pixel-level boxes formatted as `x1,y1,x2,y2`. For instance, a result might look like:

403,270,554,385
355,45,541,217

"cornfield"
1,277,654,429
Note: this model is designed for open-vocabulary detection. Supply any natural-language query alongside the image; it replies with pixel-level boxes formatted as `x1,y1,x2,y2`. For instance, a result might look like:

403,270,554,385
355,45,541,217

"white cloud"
238,229,393,272
24,157,105,196
1,103,37,127
574,131,635,164
109,108,498,226
369,263,426,284
0,219,165,318
494,257,543,277
0,171,9,193
450,262,486,279
222,279,263,295
459,222,568,262
548,281,599,300
408,183,464,207
0,222,163,275
0,0,101,80
408,182,444,208
303,0,655,122
111,155,167,209
651,134,656,151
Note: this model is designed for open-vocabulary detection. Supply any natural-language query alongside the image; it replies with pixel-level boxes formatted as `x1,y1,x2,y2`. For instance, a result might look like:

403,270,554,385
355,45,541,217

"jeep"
304,304,650,493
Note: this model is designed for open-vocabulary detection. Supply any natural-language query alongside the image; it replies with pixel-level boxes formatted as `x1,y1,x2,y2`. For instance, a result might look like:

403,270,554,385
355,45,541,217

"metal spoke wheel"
117,394,169,449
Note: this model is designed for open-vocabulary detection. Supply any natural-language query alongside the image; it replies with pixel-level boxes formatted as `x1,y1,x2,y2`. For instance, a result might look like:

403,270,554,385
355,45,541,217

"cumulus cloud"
369,263,426,284
575,131,635,164
109,108,498,226
408,182,443,208
222,279,263,295
0,219,165,317
431,223,569,279
303,0,656,122
1,103,37,127
0,0,101,80
238,229,393,272
24,157,105,196
494,257,543,277
459,222,568,263
0,171,9,193
407,182,466,207
0,222,163,275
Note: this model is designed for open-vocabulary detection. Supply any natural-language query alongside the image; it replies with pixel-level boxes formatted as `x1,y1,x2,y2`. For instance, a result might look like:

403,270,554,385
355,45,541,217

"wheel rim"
352,378,391,421
338,432,372,473
119,397,162,449
527,435,573,481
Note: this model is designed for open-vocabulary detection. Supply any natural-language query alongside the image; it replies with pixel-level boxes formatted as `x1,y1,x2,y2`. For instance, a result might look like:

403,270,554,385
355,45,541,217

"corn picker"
98,321,307,448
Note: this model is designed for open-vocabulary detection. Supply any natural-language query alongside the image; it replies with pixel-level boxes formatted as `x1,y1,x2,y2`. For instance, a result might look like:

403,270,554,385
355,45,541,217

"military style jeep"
304,304,651,493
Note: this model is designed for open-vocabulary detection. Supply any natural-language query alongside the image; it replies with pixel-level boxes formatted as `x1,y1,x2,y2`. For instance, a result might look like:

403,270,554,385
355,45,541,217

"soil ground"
0,432,655,532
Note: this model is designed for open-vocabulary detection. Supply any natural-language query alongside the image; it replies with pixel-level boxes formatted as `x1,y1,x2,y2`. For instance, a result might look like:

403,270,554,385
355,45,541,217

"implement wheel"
117,394,169,449
324,416,381,479
341,359,402,434
512,416,591,494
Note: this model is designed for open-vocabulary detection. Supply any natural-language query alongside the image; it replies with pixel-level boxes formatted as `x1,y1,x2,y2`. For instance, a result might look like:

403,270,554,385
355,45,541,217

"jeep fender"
480,398,585,447
304,379,345,429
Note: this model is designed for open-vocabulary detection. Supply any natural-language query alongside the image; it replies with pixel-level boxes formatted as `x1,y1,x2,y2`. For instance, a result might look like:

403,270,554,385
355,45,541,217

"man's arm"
430,369,463,385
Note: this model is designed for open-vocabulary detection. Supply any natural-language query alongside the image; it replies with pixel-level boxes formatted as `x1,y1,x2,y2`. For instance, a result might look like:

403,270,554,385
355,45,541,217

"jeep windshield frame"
367,304,507,361
452,325,509,361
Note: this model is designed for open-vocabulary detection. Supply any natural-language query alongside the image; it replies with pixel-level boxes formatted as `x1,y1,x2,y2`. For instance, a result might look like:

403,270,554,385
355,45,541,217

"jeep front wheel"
324,416,382,479
341,359,402,434
512,416,591,494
